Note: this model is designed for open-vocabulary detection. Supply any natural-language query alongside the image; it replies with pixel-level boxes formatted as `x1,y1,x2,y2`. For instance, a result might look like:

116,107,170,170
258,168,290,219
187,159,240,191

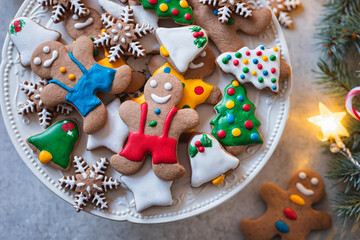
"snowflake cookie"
94,6,155,61
18,81,73,128
59,157,119,212
199,0,252,24
266,0,301,28
37,0,89,23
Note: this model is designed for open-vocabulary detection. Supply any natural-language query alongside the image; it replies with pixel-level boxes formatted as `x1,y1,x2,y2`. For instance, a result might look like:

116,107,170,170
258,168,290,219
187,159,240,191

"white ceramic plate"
0,0,292,223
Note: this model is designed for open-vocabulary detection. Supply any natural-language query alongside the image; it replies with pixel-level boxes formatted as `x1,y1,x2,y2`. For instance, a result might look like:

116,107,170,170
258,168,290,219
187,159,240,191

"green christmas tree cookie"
27,119,79,171
210,80,263,155
139,0,194,25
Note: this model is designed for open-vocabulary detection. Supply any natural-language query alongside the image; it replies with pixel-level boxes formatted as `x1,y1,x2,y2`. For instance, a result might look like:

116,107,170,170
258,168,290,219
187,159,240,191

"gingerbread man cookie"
240,169,332,240
110,73,200,181
30,36,132,134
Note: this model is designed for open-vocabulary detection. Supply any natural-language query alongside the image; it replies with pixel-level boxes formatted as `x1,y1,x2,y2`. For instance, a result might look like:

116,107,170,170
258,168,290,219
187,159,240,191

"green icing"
200,134,212,147
27,120,79,169
210,82,263,146
149,120,157,127
190,26,207,48
9,19,26,36
139,0,194,25
189,145,198,157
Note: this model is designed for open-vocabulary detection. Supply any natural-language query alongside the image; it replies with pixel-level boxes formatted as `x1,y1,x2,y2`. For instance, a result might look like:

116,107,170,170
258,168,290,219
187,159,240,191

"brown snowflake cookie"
267,0,301,28
30,36,132,134
110,73,200,181
240,169,332,240
59,156,119,212
94,6,155,61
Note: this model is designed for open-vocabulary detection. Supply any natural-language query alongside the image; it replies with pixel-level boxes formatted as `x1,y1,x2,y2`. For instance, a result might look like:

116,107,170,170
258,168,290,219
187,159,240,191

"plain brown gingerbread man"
111,73,200,181
240,169,331,240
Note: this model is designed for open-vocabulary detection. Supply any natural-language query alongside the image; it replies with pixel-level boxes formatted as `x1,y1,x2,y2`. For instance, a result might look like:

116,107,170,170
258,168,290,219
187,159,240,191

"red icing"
243,104,251,111
62,122,75,132
245,120,253,129
195,141,202,147
217,130,226,138
284,208,297,220
233,60,239,66
271,67,276,74
198,31,204,37
257,64,263,70
120,103,179,164
198,146,205,152
227,87,235,96
194,86,204,95
246,51,250,56
148,0,157,4
14,20,20,27
172,9,179,15
193,32,199,38
256,51,262,56
15,27,21,32
184,13,192,20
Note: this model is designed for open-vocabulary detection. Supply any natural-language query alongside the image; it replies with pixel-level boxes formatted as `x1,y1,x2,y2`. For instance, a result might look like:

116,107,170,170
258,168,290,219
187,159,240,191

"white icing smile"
43,50,59,68
189,62,204,69
296,182,314,196
151,94,171,104
74,17,94,29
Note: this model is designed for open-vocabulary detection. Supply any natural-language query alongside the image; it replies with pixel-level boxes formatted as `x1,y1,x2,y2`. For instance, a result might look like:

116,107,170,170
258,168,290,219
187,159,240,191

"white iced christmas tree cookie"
189,133,240,187
156,26,208,74
87,98,129,153
9,17,61,67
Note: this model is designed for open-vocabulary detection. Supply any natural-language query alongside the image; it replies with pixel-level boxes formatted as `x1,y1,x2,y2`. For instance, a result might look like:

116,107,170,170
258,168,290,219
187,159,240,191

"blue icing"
227,55,232,60
163,67,171,73
275,221,289,233
272,86,277,90
251,133,260,142
226,111,235,124
260,46,265,50
263,70,268,76
213,9,218,16
155,108,161,114
237,95,244,102
253,59,258,64
240,74,245,79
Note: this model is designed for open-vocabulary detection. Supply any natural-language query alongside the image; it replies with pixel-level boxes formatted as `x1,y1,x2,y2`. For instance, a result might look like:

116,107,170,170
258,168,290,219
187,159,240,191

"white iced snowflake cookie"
156,26,208,74
9,17,61,67
120,158,173,212
216,45,281,93
189,133,240,187
87,98,129,153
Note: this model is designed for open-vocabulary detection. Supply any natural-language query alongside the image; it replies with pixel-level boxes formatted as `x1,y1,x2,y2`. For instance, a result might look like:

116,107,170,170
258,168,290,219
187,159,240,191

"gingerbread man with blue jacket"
30,36,132,134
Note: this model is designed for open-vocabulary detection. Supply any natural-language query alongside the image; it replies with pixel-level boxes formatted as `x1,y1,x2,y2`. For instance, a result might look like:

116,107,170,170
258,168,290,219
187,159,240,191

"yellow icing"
232,80,239,87
212,175,225,185
39,150,52,164
180,0,189,8
232,128,241,136
160,46,170,57
290,194,305,206
69,74,75,80
60,67,66,73
159,3,168,11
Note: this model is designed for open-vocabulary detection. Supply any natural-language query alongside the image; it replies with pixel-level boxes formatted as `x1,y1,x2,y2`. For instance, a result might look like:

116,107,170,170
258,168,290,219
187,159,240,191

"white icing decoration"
189,62,204,69
112,29,118,34
200,51,207,57
164,82,172,91
311,177,319,186
216,45,281,93
9,17,61,67
87,99,129,153
72,14,79,20
118,23,122,29
74,17,94,29
120,159,173,212
149,79,157,88
156,26,208,73
43,50,59,68
113,36,119,42
151,94,171,104
189,134,240,187
298,171,306,180
296,183,314,196
33,57,41,65
43,46,50,53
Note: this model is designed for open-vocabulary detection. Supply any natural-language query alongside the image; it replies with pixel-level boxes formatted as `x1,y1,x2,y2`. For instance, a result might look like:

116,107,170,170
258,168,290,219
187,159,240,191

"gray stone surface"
0,0,359,239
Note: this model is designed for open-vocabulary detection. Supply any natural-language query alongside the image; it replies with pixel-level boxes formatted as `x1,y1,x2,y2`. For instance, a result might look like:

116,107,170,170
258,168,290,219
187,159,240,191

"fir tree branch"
334,191,360,225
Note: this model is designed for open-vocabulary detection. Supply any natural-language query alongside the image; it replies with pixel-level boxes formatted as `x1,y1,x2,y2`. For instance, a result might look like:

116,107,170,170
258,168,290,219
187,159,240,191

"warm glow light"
307,102,349,141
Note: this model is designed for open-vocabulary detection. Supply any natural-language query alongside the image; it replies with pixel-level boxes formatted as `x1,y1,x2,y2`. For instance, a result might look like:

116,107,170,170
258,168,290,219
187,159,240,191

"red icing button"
198,146,205,152
271,67,276,74
184,13,192,20
195,141,202,147
194,86,204,95
257,64,263,70
233,60,239,66
245,120,253,129
243,104,251,111
256,51,262,56
246,51,250,56
227,87,235,96
172,9,179,15
148,0,157,4
193,32,199,38
284,208,297,220
198,31,204,37
217,130,226,138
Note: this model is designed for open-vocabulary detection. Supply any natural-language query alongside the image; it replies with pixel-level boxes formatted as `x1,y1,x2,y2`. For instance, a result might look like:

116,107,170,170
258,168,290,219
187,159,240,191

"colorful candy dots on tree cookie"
210,80,263,150
216,45,281,93
26,120,79,171
139,0,194,25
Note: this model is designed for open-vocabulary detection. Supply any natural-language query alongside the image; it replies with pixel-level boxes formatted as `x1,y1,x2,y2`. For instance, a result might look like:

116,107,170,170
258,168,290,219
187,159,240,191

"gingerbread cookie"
188,0,272,53
9,17,61,67
188,133,240,187
240,169,332,240
267,0,301,28
210,80,263,155
94,6,155,61
156,26,208,74
27,119,79,171
216,45,291,94
110,73,200,181
30,36,132,134
37,0,89,23
59,156,119,212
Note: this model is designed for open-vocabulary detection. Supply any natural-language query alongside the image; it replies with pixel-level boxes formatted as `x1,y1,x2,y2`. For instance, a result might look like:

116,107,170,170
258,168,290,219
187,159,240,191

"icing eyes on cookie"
164,82,172,91
311,177,319,186
43,46,50,54
298,172,306,180
33,57,42,65
150,80,157,88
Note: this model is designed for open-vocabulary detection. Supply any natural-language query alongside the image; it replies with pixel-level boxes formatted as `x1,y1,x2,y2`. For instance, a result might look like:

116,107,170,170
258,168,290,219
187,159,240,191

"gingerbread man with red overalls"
240,169,331,240
110,73,200,181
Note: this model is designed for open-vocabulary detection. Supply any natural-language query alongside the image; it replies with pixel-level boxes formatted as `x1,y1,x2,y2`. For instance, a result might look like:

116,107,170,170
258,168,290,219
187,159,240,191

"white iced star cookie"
87,98,129,153
120,158,173,212
189,133,240,187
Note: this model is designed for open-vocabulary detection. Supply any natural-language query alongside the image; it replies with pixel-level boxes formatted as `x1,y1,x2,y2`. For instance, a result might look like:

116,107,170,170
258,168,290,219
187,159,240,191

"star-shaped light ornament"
307,102,349,141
